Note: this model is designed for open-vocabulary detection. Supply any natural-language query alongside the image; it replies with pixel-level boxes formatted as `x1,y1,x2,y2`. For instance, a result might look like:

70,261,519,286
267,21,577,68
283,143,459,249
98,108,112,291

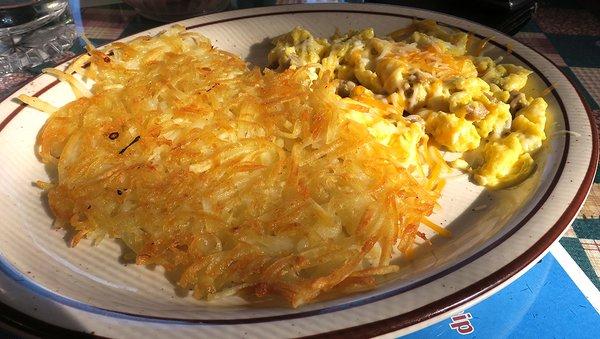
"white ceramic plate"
0,4,597,338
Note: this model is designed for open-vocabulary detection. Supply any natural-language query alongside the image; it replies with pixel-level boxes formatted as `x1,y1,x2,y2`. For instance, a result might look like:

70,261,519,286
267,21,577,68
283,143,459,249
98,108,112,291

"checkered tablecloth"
513,3,600,290
1,1,599,290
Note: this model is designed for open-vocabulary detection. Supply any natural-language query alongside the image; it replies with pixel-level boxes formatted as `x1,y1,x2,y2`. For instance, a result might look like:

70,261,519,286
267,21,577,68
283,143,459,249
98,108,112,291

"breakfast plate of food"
0,3,596,337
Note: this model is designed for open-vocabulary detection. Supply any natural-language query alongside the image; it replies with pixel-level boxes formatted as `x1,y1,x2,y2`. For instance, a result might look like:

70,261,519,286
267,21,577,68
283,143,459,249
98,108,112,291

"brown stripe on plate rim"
0,5,575,324
0,79,60,132
0,6,594,336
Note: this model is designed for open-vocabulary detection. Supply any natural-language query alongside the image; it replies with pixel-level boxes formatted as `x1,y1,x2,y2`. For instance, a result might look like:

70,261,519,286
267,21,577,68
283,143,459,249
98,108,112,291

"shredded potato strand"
17,94,58,114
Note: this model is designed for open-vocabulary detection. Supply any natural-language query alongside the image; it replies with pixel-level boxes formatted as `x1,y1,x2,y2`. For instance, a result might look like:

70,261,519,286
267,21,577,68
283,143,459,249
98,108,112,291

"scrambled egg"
269,20,548,188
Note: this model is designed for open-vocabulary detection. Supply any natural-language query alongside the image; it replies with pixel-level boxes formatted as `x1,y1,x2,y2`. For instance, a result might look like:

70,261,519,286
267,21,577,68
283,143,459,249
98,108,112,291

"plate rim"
0,7,578,324
0,3,597,337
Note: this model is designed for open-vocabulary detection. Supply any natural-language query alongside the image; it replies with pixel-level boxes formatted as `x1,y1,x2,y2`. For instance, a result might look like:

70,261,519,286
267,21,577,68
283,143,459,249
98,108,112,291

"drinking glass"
0,0,76,74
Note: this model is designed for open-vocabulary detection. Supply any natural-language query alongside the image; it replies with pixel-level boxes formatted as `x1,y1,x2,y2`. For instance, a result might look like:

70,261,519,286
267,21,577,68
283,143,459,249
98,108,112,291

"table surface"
1,0,599,292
